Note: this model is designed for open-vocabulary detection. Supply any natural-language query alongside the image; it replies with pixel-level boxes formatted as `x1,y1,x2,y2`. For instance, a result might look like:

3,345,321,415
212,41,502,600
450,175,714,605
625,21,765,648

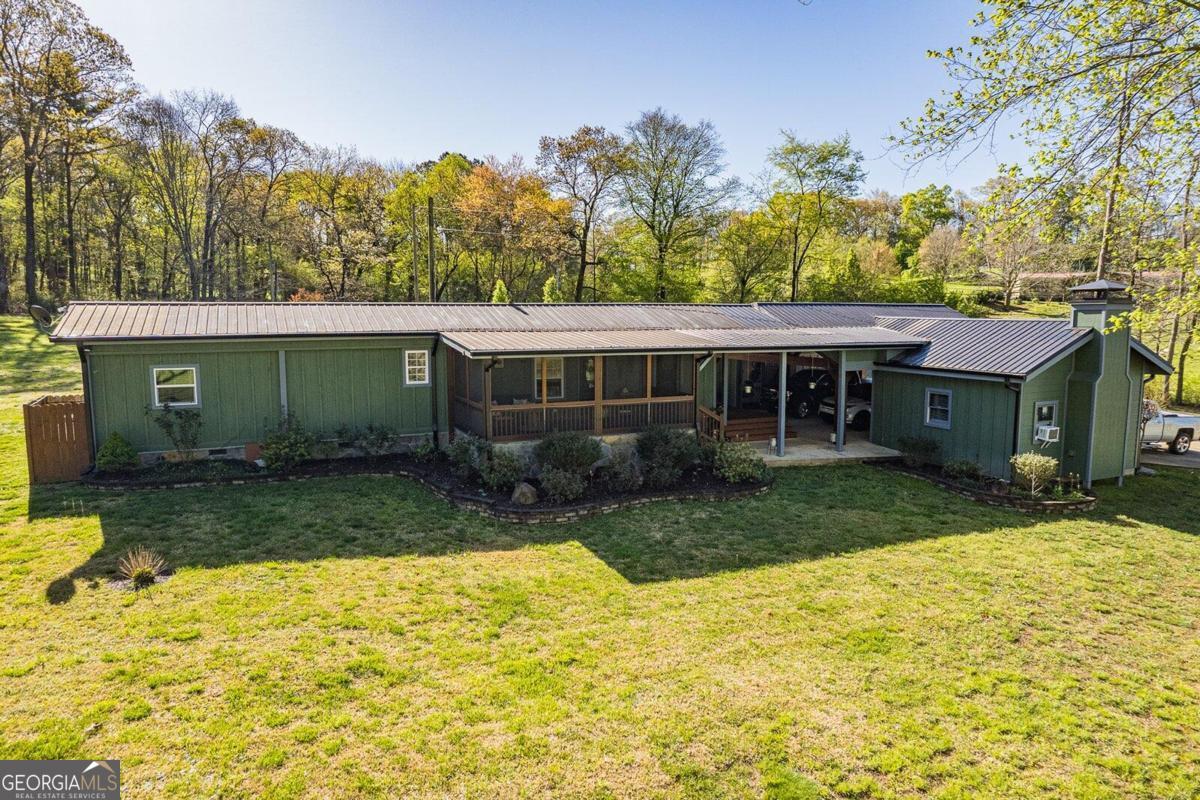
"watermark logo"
0,760,120,799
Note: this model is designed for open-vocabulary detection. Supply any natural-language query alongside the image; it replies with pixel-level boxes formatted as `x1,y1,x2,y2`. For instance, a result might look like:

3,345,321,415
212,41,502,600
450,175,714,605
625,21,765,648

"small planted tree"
147,404,203,460
1010,452,1059,497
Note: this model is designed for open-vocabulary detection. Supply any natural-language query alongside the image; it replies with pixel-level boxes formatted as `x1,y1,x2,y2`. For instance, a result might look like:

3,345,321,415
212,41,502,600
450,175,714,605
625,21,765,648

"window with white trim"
924,388,951,429
1034,401,1057,431
152,366,199,407
405,350,430,385
533,357,564,400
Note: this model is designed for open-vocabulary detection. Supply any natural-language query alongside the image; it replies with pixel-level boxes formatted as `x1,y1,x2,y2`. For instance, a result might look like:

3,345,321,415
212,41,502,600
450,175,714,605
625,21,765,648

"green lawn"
1,316,1198,799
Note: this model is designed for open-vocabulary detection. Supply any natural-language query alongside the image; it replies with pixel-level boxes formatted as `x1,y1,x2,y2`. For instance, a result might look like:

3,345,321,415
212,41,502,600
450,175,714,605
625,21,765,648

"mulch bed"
81,454,774,524
885,463,1097,514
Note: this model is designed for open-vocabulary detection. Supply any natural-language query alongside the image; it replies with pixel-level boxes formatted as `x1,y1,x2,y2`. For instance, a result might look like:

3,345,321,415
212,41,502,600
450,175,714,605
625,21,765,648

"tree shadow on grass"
33,463,1196,604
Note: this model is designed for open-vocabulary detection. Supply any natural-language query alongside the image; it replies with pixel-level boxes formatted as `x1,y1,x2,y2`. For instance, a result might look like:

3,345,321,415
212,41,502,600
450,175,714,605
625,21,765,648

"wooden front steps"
723,414,796,443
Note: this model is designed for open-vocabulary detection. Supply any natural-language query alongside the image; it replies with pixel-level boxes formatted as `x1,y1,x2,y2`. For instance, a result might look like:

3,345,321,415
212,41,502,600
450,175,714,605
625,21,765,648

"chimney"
1067,279,1132,331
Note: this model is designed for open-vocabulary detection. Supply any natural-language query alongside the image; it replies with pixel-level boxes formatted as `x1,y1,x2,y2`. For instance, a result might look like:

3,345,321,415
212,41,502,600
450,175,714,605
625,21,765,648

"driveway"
1140,445,1200,470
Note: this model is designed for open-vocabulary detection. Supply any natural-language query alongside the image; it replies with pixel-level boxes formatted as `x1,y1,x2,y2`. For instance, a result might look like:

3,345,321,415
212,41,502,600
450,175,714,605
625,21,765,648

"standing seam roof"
876,316,1092,377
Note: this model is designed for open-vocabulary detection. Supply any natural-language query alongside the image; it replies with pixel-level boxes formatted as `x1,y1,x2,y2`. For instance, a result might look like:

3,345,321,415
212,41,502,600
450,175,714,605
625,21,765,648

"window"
1034,401,1057,431
152,366,199,407
405,350,429,385
533,357,564,400
924,388,951,429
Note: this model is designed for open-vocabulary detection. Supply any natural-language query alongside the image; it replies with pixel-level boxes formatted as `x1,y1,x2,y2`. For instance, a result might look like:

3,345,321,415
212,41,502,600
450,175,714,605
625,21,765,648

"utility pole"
427,197,436,301
410,203,419,301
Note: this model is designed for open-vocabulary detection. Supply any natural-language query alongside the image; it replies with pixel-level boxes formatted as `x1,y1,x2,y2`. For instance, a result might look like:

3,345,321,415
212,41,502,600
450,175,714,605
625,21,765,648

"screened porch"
448,351,695,441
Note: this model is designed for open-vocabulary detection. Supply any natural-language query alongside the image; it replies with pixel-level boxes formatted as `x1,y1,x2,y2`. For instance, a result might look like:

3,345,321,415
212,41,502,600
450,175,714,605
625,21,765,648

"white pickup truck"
1142,407,1196,454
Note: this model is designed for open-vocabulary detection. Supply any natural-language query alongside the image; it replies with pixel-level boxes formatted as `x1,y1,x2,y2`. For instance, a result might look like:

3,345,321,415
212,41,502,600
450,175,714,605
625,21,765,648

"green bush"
897,435,940,469
147,404,203,458
448,432,491,479
411,436,437,463
636,427,700,489
481,449,525,493
943,458,984,483
261,415,315,472
713,441,769,484
1010,452,1059,496
95,432,139,473
597,449,642,493
356,424,399,456
533,431,602,476
540,466,586,504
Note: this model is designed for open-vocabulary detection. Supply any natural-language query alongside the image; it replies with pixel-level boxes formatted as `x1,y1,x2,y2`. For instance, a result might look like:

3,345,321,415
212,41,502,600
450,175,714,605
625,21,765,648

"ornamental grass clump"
118,546,167,590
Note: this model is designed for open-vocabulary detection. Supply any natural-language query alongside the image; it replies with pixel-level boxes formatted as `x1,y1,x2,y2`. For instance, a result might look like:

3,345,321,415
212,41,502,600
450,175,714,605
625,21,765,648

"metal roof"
442,326,929,357
757,302,964,328
51,301,797,342
1131,339,1173,375
1071,278,1128,292
876,316,1093,378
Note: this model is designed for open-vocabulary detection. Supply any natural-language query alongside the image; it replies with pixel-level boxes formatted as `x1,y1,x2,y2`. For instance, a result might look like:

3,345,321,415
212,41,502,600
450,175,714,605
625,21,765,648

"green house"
50,280,1168,487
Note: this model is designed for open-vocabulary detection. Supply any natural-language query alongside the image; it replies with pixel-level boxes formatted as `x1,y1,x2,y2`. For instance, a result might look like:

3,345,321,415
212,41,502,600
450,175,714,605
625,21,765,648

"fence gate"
23,395,92,484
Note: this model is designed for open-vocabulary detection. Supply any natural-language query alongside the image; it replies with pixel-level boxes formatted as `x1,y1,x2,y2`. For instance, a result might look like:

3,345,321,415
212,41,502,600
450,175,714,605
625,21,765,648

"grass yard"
1,316,1198,798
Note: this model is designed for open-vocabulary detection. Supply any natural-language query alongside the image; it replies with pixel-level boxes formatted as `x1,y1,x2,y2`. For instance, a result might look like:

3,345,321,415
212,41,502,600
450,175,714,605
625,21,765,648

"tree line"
0,0,1197,402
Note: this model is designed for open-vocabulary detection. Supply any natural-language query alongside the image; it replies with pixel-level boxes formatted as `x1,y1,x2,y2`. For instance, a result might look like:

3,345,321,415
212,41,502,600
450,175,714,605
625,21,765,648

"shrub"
1010,452,1059,496
261,415,315,472
147,403,203,458
411,436,437,463
534,431,602,476
597,449,642,493
897,435,940,469
118,546,167,590
636,427,700,489
448,432,491,479
713,441,769,484
95,433,139,473
942,458,984,484
540,466,586,504
481,449,525,493
356,424,399,456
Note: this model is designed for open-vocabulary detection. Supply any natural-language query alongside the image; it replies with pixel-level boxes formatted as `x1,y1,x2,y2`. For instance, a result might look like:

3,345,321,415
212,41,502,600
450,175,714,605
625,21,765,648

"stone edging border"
81,464,774,524
885,464,1097,514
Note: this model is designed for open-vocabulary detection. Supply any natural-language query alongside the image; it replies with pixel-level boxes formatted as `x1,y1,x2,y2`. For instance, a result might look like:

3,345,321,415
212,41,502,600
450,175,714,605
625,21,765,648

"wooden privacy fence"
24,395,92,484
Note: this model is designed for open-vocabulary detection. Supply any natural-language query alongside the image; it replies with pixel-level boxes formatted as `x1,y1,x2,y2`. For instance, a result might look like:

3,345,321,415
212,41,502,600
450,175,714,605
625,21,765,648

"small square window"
152,366,199,407
405,350,430,385
1035,401,1057,429
925,388,951,430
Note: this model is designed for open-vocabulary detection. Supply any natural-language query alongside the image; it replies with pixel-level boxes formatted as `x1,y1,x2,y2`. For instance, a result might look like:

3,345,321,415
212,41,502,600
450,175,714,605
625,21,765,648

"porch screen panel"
467,359,484,403
604,355,647,400
491,358,535,405
652,354,693,397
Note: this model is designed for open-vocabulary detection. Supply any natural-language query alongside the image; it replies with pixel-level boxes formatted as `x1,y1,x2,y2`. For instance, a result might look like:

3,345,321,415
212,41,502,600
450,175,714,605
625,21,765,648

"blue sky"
77,0,1023,195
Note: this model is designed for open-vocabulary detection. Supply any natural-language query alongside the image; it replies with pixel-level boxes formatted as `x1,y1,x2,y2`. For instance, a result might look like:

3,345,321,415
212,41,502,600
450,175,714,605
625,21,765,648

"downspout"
78,345,98,463
1005,378,1021,476
430,338,441,450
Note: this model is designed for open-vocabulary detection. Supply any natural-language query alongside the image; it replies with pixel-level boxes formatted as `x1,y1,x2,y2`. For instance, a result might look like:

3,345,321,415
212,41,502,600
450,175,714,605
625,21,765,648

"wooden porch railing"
697,405,724,442
489,396,694,441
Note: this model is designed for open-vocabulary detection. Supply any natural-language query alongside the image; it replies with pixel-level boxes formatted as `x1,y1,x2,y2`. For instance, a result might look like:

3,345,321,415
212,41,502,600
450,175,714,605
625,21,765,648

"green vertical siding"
89,336,441,453
1016,356,1072,463
89,344,280,451
872,370,1017,478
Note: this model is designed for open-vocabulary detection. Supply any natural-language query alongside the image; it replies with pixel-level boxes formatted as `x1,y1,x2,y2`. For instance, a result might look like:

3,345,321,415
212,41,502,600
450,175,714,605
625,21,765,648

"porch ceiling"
440,327,928,358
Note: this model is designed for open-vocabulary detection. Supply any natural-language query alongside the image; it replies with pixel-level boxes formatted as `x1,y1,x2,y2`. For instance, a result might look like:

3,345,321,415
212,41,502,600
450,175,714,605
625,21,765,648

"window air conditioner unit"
1035,425,1061,443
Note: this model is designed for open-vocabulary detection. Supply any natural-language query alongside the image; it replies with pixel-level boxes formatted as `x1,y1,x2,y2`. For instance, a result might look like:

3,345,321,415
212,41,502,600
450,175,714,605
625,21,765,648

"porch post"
721,355,729,432
541,357,548,432
593,356,604,434
776,351,787,456
835,350,847,453
483,361,493,440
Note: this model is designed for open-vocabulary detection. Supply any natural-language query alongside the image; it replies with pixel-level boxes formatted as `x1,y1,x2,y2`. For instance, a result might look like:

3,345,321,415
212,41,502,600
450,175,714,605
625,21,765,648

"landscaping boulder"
511,481,539,505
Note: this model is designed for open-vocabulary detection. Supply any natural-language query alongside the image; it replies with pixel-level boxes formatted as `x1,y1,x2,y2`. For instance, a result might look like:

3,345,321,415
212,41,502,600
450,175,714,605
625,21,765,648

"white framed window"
1034,401,1057,431
924,388,951,430
405,350,430,385
152,366,200,408
533,357,564,400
